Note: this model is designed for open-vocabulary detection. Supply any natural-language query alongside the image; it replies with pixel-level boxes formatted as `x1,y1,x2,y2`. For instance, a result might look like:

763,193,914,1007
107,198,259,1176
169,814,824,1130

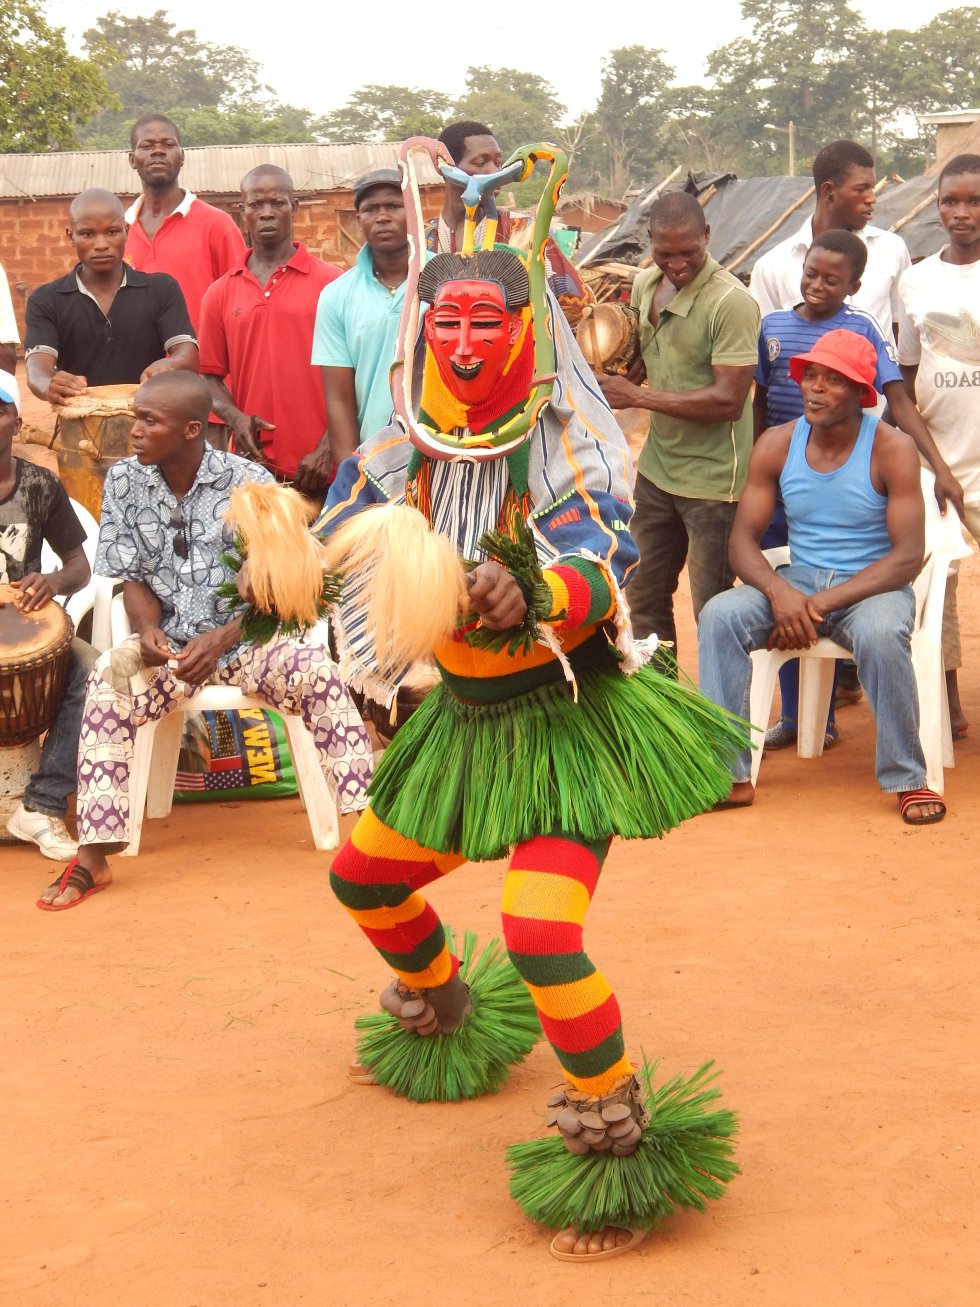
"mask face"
423,279,523,406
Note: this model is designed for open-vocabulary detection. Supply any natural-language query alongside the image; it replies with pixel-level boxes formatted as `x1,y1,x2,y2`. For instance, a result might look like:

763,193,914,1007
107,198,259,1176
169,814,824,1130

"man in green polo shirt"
600,192,759,665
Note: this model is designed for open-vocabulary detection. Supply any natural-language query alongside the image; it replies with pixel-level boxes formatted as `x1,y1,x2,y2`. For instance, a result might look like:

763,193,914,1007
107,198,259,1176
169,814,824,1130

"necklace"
373,265,404,295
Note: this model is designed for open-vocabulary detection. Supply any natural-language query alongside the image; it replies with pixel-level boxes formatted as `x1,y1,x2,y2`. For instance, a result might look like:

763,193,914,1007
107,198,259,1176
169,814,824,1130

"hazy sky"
46,0,969,122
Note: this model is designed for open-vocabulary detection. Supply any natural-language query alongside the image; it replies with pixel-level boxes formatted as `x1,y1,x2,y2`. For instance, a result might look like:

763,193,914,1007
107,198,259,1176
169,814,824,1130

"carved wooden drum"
54,384,137,522
575,303,640,375
0,584,74,747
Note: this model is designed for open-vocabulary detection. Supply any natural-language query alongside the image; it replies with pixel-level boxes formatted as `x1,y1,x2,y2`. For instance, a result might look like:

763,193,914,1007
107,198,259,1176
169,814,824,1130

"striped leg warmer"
501,833,634,1095
329,807,466,988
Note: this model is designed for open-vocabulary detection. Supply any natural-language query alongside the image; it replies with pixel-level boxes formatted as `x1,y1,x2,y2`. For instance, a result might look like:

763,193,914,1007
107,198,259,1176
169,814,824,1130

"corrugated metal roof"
0,141,442,200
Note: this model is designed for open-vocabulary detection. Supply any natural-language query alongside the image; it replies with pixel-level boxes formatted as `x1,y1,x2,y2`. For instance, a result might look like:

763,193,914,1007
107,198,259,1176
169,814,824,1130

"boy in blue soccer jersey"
752,229,962,749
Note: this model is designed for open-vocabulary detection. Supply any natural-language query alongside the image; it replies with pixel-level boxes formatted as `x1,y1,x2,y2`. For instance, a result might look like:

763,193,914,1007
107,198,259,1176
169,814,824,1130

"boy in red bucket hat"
697,326,946,825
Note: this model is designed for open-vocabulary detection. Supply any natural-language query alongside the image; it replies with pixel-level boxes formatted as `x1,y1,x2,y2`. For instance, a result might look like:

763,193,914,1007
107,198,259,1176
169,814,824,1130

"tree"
0,0,116,152
706,0,865,174
586,47,677,195
315,86,451,143
453,66,565,154
79,9,311,147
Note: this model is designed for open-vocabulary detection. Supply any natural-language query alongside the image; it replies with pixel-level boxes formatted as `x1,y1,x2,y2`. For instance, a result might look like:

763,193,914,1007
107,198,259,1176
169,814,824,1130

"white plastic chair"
747,468,973,792
109,593,340,855
41,498,114,651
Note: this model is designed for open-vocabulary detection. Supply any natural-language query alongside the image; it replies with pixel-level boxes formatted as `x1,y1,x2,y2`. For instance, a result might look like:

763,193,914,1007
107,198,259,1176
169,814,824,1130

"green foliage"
79,8,310,147
454,65,566,157
315,84,451,143
0,0,117,152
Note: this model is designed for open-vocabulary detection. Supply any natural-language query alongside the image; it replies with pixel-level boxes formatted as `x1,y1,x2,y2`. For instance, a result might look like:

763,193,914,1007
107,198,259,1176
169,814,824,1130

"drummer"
0,370,98,862
23,189,198,408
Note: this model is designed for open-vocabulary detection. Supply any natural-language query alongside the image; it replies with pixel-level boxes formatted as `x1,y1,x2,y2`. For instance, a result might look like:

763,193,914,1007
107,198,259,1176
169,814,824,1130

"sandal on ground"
765,719,839,751
549,1226,647,1262
36,858,111,912
899,788,947,826
347,1060,378,1085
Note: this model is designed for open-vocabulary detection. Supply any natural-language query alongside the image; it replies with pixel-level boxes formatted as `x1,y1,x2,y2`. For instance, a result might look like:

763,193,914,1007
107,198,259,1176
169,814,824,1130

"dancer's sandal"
550,1225,647,1262
543,1073,650,1263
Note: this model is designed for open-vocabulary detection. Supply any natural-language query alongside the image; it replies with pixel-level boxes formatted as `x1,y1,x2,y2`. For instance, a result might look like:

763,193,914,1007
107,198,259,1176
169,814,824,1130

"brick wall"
1,186,444,343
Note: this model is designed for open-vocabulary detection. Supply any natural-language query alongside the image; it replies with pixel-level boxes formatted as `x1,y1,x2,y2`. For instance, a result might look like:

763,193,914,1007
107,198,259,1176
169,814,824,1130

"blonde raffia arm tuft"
224,483,329,628
323,503,466,675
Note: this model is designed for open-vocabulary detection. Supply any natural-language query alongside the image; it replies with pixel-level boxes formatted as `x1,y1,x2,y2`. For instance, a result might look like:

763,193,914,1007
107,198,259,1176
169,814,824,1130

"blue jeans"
24,639,98,818
697,565,926,793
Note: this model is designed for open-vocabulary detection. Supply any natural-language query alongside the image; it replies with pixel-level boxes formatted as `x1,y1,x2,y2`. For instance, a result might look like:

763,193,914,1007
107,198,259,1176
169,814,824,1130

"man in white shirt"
0,262,18,374
898,152,980,740
751,140,911,338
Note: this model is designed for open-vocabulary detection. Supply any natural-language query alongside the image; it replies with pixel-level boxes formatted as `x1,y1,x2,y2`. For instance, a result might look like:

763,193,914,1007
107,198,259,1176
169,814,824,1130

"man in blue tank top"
697,329,946,825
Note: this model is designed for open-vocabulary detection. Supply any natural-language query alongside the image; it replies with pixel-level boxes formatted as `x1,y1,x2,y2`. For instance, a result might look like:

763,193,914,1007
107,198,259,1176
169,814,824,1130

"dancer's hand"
466,561,527,630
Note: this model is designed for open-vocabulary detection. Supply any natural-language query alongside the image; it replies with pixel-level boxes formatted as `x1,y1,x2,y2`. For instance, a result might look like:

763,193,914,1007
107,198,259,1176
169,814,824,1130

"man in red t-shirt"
198,166,343,499
125,113,245,333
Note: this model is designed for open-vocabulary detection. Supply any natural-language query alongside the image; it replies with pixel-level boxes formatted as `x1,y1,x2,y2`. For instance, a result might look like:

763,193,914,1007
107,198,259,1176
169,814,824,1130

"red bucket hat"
788,329,879,408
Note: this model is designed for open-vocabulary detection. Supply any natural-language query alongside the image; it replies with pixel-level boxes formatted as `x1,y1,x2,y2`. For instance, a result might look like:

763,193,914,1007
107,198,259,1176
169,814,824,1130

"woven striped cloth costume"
312,138,745,1258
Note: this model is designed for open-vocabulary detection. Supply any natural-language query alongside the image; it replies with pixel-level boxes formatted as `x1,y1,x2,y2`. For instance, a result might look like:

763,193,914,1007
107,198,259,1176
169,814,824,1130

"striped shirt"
757,305,902,427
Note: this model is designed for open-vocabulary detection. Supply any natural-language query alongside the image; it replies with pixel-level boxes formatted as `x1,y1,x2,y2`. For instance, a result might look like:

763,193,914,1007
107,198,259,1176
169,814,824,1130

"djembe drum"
53,384,137,521
0,584,74,827
575,302,640,376
361,662,440,748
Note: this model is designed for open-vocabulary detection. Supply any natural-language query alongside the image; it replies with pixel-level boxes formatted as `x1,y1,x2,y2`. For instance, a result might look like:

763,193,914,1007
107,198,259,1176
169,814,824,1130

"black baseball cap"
353,169,402,210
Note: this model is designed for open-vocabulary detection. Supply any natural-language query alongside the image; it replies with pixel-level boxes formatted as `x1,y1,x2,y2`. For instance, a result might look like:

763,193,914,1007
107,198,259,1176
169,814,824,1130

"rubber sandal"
36,858,111,911
550,1226,647,1262
899,788,947,826
347,1060,378,1085
764,718,797,750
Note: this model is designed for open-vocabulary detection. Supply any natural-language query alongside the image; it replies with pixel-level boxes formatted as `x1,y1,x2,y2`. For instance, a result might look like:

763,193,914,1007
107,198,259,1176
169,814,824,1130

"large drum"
54,384,137,521
0,584,74,747
576,302,640,376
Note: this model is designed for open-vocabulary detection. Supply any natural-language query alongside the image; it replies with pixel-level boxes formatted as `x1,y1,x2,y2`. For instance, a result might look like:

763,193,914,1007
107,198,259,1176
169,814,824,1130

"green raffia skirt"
369,653,748,861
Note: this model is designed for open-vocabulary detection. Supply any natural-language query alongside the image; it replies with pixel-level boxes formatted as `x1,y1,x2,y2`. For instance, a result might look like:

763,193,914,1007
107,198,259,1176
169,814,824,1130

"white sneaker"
5,804,78,861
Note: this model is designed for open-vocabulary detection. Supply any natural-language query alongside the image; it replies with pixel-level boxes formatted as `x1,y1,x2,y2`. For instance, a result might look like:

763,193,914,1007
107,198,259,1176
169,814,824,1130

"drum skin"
575,303,640,375
54,384,136,522
0,584,74,747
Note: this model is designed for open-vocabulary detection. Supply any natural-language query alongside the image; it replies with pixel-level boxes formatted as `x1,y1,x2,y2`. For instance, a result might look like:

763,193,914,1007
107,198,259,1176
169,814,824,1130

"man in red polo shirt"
125,113,245,333
198,166,343,498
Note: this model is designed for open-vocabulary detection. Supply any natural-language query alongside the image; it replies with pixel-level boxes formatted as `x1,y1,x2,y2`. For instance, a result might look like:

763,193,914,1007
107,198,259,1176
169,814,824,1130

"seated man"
1,370,98,861
697,329,946,826
24,189,198,406
36,372,372,910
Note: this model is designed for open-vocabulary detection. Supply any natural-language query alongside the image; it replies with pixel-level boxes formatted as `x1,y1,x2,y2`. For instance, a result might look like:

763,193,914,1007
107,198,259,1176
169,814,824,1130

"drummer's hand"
139,626,173,667
46,371,88,406
173,625,237,685
140,357,176,381
597,373,643,410
232,414,274,463
466,561,528,631
10,572,54,611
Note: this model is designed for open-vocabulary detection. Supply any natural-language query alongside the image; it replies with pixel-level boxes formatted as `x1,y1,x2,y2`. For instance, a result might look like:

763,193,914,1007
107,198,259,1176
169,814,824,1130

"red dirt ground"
2,386,978,1306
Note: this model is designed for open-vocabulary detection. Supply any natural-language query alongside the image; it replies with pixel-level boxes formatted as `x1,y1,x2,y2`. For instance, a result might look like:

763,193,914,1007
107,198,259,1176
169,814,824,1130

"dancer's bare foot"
713,781,755,810
550,1226,645,1261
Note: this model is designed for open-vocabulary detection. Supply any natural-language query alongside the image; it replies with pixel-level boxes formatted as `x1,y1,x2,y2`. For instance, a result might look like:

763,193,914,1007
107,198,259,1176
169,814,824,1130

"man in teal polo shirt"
312,170,410,468
600,192,759,665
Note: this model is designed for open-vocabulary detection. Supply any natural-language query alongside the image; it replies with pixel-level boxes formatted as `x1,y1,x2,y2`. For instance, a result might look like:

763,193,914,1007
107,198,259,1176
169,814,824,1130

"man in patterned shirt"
36,371,372,910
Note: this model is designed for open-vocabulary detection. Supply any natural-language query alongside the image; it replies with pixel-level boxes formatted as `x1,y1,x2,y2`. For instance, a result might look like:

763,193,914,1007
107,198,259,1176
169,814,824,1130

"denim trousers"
628,471,738,663
24,638,99,818
697,564,926,793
